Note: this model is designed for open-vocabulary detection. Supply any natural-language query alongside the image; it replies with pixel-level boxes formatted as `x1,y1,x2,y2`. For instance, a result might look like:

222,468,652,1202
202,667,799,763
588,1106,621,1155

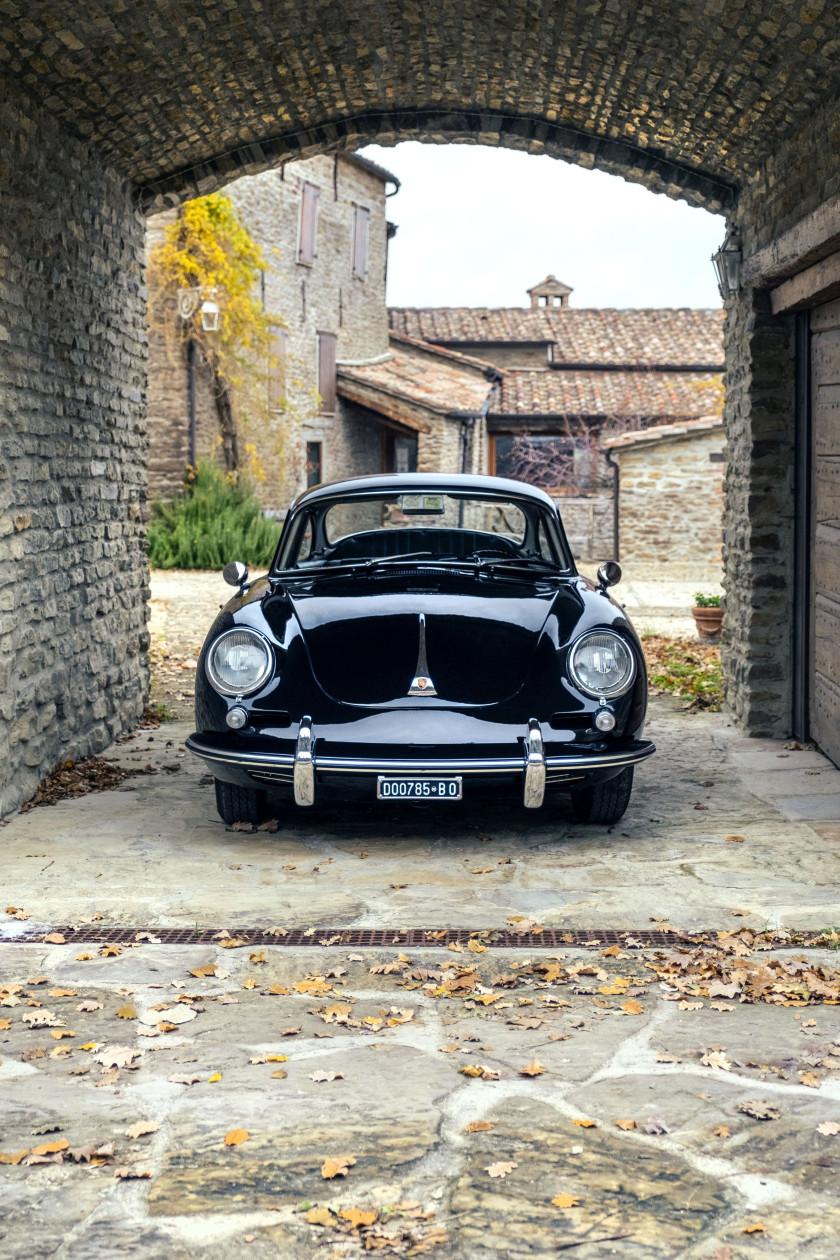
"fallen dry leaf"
116,1004,136,1020
271,1069,287,1079
742,1222,766,1234
464,1121,496,1133
800,1071,821,1088
644,1116,670,1135
309,1070,343,1083
471,867,494,875
486,1161,517,1178
817,1121,840,1136
94,1045,144,1069
622,999,644,1015
340,1208,378,1228
168,1074,201,1085
43,933,66,945
725,835,745,843
49,989,76,998
519,1060,546,1077
713,1125,731,1139
208,1072,222,1083
459,1064,500,1080
614,1119,637,1131
551,1193,580,1208
31,1138,69,1156
701,1051,732,1072
126,1121,160,1139
76,1001,103,1012
307,1206,337,1226
322,1153,356,1179
76,953,92,962
572,1118,597,1128
113,1167,151,1179
737,1099,780,1121
224,1129,250,1146
0,1151,30,1165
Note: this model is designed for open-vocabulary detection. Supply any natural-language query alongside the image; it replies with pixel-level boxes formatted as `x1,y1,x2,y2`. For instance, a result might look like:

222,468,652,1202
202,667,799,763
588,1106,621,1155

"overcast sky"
360,142,725,310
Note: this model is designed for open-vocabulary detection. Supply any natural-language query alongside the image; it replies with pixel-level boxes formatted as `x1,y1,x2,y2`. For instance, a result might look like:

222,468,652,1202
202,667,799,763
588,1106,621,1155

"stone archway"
4,1,840,812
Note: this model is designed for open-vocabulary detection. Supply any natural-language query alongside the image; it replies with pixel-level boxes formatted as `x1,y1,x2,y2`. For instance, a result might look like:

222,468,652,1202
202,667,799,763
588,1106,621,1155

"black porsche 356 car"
187,473,654,826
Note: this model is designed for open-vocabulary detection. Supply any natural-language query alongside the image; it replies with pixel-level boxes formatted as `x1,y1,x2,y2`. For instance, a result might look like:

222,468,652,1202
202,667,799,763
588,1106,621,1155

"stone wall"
0,87,148,816
720,289,797,736
145,154,392,512
610,426,725,582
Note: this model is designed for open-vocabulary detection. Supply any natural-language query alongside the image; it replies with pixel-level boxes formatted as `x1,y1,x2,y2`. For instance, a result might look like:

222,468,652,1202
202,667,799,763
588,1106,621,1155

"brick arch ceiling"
4,1,840,216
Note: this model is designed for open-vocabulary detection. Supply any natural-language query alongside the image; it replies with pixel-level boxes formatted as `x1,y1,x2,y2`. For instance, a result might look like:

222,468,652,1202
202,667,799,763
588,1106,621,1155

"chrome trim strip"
407,612,437,697
523,717,546,809
294,716,315,806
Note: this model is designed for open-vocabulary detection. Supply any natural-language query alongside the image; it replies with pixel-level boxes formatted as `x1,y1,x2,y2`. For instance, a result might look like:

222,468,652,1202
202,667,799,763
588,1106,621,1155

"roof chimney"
527,274,573,309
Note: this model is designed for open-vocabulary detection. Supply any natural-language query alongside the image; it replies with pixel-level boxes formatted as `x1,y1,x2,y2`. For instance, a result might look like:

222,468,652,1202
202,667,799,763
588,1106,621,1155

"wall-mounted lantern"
178,285,221,332
711,231,742,301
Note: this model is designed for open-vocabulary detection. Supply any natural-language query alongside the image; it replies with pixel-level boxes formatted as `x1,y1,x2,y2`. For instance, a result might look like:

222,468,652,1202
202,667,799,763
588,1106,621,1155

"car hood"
283,574,578,706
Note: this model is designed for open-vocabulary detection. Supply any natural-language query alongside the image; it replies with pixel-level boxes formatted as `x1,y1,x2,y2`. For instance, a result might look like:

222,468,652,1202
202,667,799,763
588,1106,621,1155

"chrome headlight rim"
568,629,637,700
205,627,274,697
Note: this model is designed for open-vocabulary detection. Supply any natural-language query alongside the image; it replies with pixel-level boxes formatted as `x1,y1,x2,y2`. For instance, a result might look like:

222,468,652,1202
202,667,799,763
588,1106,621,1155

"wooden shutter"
268,325,287,409
298,182,319,265
318,332,337,413
352,205,370,279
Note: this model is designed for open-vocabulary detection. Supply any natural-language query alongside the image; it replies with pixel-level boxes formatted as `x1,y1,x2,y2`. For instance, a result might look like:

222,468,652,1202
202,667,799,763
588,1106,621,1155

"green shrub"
147,460,281,570
693,592,721,608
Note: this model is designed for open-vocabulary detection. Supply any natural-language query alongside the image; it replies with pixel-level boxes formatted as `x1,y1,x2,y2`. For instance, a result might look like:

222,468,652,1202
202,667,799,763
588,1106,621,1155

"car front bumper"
186,718,655,810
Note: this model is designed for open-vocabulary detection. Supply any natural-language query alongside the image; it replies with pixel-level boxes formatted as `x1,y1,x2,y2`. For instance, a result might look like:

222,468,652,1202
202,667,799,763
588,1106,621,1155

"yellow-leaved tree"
147,193,284,476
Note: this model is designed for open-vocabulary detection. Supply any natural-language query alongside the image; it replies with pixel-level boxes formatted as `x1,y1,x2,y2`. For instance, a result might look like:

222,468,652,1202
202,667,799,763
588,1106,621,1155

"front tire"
214,779,266,826
570,766,634,825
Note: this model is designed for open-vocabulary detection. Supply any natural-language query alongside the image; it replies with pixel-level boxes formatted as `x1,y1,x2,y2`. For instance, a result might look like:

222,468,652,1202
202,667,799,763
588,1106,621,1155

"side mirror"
223,560,248,590
596,560,622,592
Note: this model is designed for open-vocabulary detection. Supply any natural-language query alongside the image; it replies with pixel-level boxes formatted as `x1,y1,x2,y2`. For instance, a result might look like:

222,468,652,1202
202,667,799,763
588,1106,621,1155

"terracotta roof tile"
388,307,724,368
602,414,723,448
494,368,722,418
338,337,496,416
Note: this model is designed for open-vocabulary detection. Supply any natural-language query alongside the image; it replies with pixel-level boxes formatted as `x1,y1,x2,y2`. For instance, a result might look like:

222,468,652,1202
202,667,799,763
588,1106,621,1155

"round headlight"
568,630,636,699
206,628,273,696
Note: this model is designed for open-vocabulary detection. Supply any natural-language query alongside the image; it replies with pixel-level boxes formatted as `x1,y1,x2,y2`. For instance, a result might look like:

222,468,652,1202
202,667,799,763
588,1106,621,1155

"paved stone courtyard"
3,630,840,1256
1,569,837,1258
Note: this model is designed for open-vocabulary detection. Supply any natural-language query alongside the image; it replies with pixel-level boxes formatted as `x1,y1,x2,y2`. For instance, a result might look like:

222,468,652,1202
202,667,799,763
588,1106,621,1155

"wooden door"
810,299,840,766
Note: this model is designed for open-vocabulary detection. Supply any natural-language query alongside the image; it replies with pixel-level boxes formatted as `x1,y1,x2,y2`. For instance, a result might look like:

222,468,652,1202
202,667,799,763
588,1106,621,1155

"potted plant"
691,592,723,642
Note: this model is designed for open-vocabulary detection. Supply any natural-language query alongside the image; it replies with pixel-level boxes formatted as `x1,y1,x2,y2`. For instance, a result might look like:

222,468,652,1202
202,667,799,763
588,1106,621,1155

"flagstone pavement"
1,689,840,1257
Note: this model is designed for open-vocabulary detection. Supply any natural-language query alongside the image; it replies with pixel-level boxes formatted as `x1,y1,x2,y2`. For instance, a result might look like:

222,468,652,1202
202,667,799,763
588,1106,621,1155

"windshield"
275,490,571,572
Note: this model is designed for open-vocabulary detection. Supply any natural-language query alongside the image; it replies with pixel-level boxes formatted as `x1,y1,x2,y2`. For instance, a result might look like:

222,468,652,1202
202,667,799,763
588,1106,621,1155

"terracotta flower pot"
691,605,723,643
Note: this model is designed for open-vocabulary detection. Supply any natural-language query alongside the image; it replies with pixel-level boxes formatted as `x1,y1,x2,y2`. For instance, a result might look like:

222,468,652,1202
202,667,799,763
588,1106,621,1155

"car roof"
290,472,558,511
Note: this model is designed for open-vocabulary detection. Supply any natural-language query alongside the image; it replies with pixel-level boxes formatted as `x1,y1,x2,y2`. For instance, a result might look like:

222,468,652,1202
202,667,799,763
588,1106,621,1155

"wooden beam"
771,250,840,314
744,192,840,288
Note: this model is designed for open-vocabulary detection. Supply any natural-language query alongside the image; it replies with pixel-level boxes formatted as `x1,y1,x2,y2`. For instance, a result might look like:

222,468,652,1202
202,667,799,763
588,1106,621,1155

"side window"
268,326,287,410
298,182,320,265
317,332,337,413
352,205,370,280
296,517,313,563
537,517,556,562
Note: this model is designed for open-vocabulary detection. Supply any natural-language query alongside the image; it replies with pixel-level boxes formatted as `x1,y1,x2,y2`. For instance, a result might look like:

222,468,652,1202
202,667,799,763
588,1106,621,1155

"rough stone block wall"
145,155,391,512
721,289,796,737
614,430,725,581
418,416,463,475
328,400,385,485
0,88,148,816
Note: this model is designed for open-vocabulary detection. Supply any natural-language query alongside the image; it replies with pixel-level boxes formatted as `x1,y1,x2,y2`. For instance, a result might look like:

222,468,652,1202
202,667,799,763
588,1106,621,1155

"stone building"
10,2,840,811
390,293,725,561
146,152,399,509
602,416,726,584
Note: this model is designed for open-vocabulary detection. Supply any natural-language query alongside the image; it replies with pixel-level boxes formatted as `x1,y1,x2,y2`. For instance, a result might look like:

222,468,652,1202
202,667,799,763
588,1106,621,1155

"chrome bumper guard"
187,723,654,809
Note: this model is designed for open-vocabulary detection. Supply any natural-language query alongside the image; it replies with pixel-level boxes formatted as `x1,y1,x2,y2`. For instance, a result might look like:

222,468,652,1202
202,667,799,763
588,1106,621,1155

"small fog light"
594,709,616,732
226,706,248,730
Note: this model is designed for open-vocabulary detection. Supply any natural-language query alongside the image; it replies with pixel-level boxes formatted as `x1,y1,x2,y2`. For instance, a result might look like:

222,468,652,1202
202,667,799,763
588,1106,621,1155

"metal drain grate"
4,926,823,949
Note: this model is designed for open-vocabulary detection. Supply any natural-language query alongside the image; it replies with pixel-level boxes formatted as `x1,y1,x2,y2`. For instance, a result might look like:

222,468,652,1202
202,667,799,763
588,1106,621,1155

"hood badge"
408,613,437,697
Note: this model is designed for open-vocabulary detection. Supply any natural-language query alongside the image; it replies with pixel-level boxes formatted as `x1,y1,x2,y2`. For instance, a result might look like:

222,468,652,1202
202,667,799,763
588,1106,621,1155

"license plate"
377,776,463,801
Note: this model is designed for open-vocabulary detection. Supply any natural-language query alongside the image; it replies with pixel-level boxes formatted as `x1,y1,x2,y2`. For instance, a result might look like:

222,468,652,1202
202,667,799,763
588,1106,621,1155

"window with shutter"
352,205,370,280
318,332,337,413
268,325,287,410
298,182,320,265
306,441,323,489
